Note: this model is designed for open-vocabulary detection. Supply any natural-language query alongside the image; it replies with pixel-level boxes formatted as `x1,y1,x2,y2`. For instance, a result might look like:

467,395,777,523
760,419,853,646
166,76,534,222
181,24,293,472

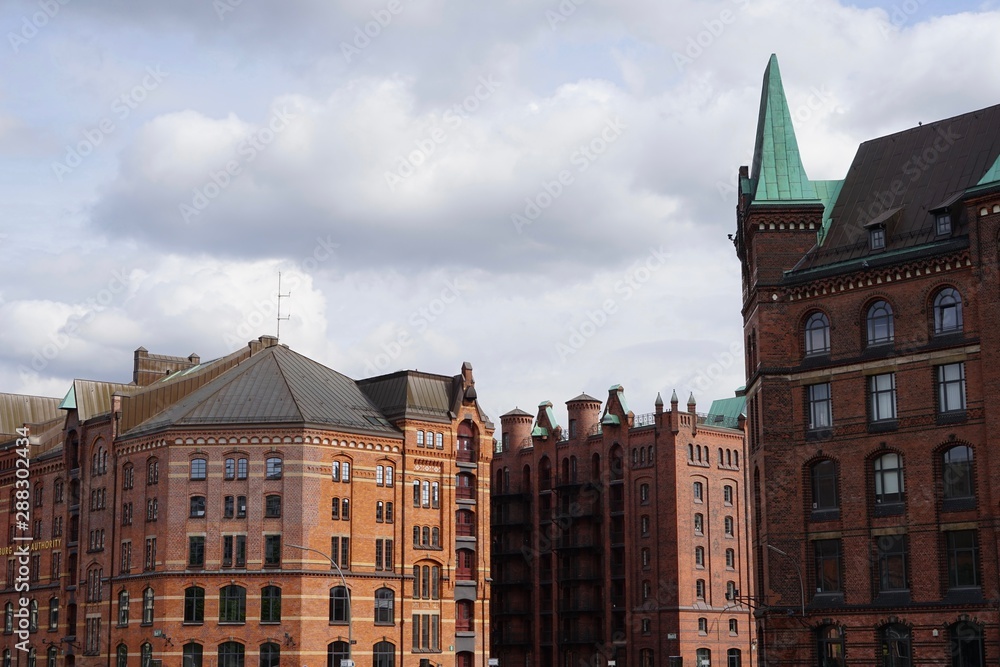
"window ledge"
873,502,904,517
810,509,840,522
867,420,898,434
937,411,967,425
805,429,833,441
942,497,976,513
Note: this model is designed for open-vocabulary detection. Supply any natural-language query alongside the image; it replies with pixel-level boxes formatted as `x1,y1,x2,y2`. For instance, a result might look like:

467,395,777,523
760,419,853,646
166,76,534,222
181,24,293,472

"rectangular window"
436,432,443,449
417,431,424,446
331,497,341,520
412,613,441,651
237,458,248,479
813,539,841,593
386,467,394,487
877,534,908,592
938,363,967,413
376,501,384,523
264,535,281,568
870,227,886,250
236,496,247,518
144,538,156,571
376,465,384,486
85,617,101,655
331,536,351,570
188,536,205,569
386,501,394,523
422,481,430,508
808,383,833,430
869,373,897,422
413,480,420,507
265,495,281,518
119,541,131,574
222,536,234,567
332,461,341,482
224,495,234,518
431,482,439,509
936,213,952,236
946,530,979,588
235,535,246,567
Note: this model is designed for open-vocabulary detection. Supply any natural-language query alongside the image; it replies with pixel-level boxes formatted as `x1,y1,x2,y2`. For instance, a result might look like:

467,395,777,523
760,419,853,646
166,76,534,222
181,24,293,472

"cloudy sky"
2,0,999,429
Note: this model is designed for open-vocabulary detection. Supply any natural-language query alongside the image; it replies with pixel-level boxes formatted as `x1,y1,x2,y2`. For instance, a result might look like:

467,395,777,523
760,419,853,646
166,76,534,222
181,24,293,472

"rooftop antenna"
276,272,291,342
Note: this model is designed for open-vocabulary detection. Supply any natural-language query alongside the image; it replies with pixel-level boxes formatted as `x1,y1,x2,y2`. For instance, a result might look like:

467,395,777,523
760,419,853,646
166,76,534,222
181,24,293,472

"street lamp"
287,542,353,662
766,544,804,616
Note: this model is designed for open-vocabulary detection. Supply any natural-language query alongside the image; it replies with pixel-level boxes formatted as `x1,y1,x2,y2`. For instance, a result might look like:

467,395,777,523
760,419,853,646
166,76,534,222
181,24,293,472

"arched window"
118,590,129,626
217,641,244,667
190,458,207,480
182,643,203,667
259,642,280,667
2,649,9,667
695,546,705,567
727,649,742,667
374,587,394,625
879,624,911,667
456,549,476,580
265,457,282,480
457,652,475,667
225,457,236,479
816,625,844,667
696,648,711,667
457,421,476,462
328,641,350,667
873,452,905,505
933,287,963,334
47,598,58,630
3,602,12,633
866,300,895,346
641,649,655,667
261,586,281,623
539,457,552,490
140,642,153,667
942,445,974,501
610,445,624,481
456,600,474,632
146,457,158,485
115,645,128,667
949,621,984,667
45,647,57,667
184,586,204,623
591,454,600,481
28,599,37,632
693,481,703,501
329,586,350,623
456,472,475,500
219,585,246,623
456,509,475,537
810,459,839,513
373,641,395,667
54,478,64,502
142,587,156,625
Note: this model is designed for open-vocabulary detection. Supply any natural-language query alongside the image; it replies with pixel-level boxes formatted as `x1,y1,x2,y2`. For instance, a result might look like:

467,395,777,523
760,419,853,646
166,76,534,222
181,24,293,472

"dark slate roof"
124,345,400,438
357,370,457,424
501,408,533,418
566,393,600,404
789,103,1000,273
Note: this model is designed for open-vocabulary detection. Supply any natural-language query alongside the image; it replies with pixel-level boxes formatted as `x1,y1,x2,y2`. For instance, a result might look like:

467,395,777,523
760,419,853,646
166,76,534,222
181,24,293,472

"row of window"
812,530,979,596
807,362,967,432
2,598,58,633
187,534,282,569
696,617,740,636
692,578,738,602
693,481,735,505
809,444,975,517
691,513,736,537
687,445,741,468
416,430,445,449
694,546,737,569
817,621,983,667
803,287,964,357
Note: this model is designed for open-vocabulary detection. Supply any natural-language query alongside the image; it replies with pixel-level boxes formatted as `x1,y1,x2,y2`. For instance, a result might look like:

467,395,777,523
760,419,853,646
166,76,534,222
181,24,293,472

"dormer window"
936,213,952,236
869,226,885,251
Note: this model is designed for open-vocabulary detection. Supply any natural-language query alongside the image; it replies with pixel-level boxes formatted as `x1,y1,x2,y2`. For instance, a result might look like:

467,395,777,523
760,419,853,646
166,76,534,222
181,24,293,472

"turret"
566,393,601,440
500,408,533,453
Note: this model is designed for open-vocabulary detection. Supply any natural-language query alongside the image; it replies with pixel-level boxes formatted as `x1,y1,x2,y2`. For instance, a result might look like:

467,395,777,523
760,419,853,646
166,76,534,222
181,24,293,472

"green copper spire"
749,54,818,202
976,153,1000,187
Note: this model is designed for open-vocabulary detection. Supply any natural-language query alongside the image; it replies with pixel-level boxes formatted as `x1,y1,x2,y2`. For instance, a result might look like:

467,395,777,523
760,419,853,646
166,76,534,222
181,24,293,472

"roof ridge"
269,346,306,423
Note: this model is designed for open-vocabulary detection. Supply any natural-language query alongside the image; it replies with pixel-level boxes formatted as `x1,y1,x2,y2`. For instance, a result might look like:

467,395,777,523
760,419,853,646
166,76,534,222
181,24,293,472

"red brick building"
735,55,1000,665
490,386,752,667
0,336,494,667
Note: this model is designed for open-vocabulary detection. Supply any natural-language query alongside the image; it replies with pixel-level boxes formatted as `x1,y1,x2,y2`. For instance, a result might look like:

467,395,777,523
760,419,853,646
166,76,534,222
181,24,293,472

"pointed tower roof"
749,54,818,203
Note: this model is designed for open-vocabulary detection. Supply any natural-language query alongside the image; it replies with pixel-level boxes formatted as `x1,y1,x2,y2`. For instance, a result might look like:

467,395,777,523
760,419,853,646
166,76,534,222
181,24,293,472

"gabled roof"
125,345,400,438
748,54,820,203
60,381,135,423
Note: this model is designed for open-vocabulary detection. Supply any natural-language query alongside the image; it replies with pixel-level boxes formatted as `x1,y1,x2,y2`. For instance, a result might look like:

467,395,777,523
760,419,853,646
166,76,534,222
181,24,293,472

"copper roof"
0,393,61,439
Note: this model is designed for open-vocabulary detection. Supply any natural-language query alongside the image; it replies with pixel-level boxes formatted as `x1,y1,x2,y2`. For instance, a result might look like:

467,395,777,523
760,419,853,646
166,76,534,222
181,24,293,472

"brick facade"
491,386,752,667
0,336,494,667
736,56,1000,666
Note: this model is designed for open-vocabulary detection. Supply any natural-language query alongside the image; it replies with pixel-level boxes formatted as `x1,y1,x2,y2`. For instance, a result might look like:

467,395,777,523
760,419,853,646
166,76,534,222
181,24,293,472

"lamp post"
287,543,353,662
766,544,804,617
